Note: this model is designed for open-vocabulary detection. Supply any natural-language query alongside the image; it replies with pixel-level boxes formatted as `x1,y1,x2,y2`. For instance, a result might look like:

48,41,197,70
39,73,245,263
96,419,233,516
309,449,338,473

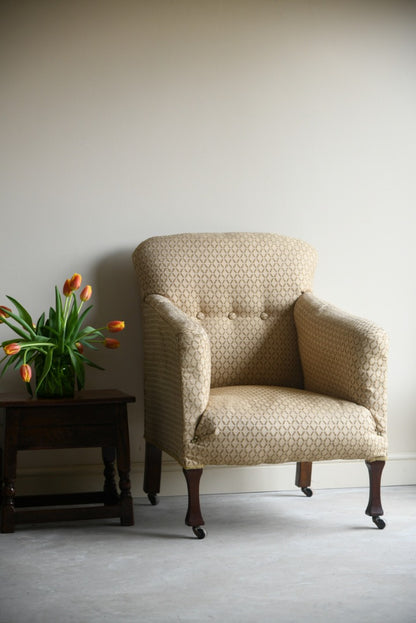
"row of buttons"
196,311,270,320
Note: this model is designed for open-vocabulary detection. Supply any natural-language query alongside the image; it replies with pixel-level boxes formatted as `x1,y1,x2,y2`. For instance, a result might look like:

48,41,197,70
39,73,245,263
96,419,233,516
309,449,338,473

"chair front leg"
365,460,386,529
183,468,206,539
295,461,313,497
143,441,162,505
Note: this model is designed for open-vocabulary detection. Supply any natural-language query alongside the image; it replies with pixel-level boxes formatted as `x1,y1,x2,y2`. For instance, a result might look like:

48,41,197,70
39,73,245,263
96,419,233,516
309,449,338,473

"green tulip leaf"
66,306,94,343
6,296,34,328
35,347,55,391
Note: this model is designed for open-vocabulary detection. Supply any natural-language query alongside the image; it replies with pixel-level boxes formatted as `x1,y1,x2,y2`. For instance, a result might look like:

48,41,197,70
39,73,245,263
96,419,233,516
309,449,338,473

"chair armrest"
294,292,388,435
143,294,211,463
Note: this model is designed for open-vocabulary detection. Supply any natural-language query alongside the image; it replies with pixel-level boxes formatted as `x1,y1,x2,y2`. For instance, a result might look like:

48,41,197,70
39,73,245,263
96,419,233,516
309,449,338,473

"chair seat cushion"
188,385,387,466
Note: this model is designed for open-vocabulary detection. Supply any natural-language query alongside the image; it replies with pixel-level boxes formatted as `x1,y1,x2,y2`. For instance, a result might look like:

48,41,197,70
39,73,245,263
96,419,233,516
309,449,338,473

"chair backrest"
133,233,317,388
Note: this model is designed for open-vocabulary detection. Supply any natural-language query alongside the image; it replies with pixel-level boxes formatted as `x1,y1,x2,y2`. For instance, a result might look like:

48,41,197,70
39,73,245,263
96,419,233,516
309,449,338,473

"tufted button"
228,312,237,320
260,312,269,320
196,311,205,320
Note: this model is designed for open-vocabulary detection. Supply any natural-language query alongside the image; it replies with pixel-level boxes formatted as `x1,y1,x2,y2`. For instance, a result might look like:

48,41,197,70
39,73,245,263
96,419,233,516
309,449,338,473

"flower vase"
35,355,75,399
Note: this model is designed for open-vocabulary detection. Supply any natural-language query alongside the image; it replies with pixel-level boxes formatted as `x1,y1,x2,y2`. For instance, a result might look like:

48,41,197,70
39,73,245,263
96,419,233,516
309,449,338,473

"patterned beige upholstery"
132,233,388,472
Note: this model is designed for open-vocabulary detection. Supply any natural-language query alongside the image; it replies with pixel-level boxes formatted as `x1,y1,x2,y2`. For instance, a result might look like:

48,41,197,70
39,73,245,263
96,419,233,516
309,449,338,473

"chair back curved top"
133,232,318,387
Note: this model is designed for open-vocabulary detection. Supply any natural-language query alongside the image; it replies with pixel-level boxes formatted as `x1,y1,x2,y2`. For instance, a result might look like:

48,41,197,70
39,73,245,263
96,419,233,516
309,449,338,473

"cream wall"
1,0,415,495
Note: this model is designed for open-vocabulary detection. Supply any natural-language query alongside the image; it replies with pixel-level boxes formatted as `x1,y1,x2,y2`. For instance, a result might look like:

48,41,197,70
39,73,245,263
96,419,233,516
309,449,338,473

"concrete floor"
0,485,415,623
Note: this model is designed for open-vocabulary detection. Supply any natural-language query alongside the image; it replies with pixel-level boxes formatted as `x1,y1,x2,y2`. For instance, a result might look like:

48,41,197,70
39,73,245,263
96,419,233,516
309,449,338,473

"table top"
0,389,136,408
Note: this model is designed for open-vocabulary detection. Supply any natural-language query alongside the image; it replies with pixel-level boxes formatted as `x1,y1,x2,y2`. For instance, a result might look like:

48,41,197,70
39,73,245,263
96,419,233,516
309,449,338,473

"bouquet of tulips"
0,273,125,397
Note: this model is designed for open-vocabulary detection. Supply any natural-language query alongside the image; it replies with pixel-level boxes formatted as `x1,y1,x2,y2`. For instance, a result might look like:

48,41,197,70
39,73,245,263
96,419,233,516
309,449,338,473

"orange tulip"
63,279,72,297
104,338,120,349
107,320,125,333
80,285,92,302
0,306,12,322
20,364,32,383
69,273,82,291
76,342,84,354
4,343,21,356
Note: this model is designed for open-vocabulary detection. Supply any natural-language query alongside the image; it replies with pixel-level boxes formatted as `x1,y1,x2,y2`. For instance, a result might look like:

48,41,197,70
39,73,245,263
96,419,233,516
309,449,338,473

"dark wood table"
0,389,135,533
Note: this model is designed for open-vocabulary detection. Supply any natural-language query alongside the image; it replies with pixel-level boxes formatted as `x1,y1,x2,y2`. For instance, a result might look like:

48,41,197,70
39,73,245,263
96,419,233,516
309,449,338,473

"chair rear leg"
365,460,386,529
143,441,162,505
295,461,313,497
183,468,206,539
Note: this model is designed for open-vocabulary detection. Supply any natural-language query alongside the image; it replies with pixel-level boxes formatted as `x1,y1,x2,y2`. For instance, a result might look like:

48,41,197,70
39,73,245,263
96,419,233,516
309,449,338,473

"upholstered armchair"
132,233,388,538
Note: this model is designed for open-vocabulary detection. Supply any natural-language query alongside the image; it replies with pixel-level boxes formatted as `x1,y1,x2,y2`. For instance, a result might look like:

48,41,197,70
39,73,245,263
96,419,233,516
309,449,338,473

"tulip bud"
104,338,120,349
107,320,125,333
0,306,12,322
4,342,21,356
20,364,32,383
69,273,82,291
76,342,84,354
80,285,92,302
63,279,72,297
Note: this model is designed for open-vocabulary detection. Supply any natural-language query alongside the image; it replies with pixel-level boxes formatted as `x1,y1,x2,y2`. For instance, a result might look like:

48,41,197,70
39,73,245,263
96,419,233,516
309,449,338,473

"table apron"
4,407,125,450
15,430,118,449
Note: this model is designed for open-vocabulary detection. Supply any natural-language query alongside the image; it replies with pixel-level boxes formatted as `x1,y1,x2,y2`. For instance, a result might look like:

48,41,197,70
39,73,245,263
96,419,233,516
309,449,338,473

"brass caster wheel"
147,493,159,506
372,516,386,530
192,526,207,539
301,487,313,497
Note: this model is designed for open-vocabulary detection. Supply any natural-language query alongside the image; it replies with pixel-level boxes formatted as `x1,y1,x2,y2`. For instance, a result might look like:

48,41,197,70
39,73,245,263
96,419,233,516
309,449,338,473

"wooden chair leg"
365,460,386,529
295,461,313,497
183,468,206,539
143,441,162,505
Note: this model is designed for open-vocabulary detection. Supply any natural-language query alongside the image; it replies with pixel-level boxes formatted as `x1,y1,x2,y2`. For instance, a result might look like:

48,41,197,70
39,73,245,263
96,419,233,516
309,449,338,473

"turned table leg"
1,410,18,533
1,478,16,533
102,446,119,505
116,405,134,526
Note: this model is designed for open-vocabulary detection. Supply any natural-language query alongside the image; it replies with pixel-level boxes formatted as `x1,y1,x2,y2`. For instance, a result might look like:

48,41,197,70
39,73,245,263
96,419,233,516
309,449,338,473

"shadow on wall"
86,246,145,453
91,246,143,393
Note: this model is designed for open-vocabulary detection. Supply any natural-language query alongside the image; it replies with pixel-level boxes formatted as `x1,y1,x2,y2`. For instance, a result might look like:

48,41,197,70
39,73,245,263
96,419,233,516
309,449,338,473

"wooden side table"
0,389,135,533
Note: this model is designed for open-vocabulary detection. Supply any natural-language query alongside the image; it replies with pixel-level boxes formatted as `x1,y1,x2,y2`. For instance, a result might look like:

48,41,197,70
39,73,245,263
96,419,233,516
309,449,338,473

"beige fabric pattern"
187,386,387,467
294,293,388,438
132,233,388,471
133,233,317,388
143,294,211,465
